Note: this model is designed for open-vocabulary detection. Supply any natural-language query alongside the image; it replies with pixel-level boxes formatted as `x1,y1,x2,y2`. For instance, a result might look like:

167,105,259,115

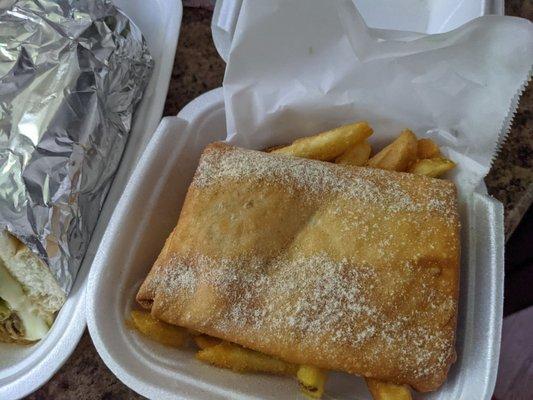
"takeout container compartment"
212,0,504,62
0,1,182,399
87,88,504,400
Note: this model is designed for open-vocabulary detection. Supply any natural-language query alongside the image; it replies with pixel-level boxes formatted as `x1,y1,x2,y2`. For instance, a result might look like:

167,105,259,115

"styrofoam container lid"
0,1,182,399
87,88,504,400
212,0,504,62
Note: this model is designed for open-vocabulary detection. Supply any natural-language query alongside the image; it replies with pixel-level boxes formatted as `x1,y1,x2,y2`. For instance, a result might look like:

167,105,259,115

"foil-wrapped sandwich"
0,0,153,343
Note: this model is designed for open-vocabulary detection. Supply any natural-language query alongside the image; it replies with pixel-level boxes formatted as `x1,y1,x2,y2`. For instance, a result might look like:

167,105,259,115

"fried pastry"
137,142,460,392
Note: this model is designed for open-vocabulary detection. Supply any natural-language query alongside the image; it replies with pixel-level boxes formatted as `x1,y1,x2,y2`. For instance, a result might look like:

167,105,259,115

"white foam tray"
87,88,504,400
211,0,504,62
0,1,182,399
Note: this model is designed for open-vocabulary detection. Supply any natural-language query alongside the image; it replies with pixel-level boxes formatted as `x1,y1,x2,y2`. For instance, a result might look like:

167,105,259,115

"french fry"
130,310,187,348
335,140,372,166
297,365,328,399
408,157,456,178
196,341,298,375
417,138,441,159
365,378,412,400
272,122,373,161
194,334,222,349
367,129,418,172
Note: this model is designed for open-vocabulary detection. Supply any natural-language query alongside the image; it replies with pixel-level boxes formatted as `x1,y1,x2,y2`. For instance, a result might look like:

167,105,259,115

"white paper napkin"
223,0,533,197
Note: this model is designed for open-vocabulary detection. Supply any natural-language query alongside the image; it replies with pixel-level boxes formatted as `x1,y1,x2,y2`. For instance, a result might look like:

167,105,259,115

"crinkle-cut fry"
408,157,456,178
130,310,187,348
196,341,298,375
335,140,372,166
365,378,413,400
417,138,441,159
272,122,373,161
194,334,222,349
297,365,328,399
367,129,418,172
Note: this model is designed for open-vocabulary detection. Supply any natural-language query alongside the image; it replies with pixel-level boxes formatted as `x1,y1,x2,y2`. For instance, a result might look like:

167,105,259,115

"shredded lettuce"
0,298,25,342
0,298,10,321
0,263,50,342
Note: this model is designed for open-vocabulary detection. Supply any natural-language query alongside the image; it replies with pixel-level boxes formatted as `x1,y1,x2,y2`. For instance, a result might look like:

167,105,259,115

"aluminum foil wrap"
0,0,153,294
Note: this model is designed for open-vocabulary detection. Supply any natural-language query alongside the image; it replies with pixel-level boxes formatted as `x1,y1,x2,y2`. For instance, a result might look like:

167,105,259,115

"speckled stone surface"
486,85,532,239
484,0,532,240
26,4,532,400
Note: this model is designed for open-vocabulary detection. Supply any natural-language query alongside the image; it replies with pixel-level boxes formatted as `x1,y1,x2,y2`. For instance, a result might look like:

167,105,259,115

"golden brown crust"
137,142,460,392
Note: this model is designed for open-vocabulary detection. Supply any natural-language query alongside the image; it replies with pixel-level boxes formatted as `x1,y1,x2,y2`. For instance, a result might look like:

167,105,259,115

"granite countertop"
28,4,532,400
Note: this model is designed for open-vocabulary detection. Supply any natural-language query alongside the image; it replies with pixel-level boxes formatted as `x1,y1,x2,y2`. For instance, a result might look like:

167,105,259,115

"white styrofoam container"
211,0,504,62
87,88,504,400
0,1,182,399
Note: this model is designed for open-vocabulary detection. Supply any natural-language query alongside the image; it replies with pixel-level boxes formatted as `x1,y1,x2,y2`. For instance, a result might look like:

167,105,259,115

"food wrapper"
0,0,153,294
223,0,533,199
